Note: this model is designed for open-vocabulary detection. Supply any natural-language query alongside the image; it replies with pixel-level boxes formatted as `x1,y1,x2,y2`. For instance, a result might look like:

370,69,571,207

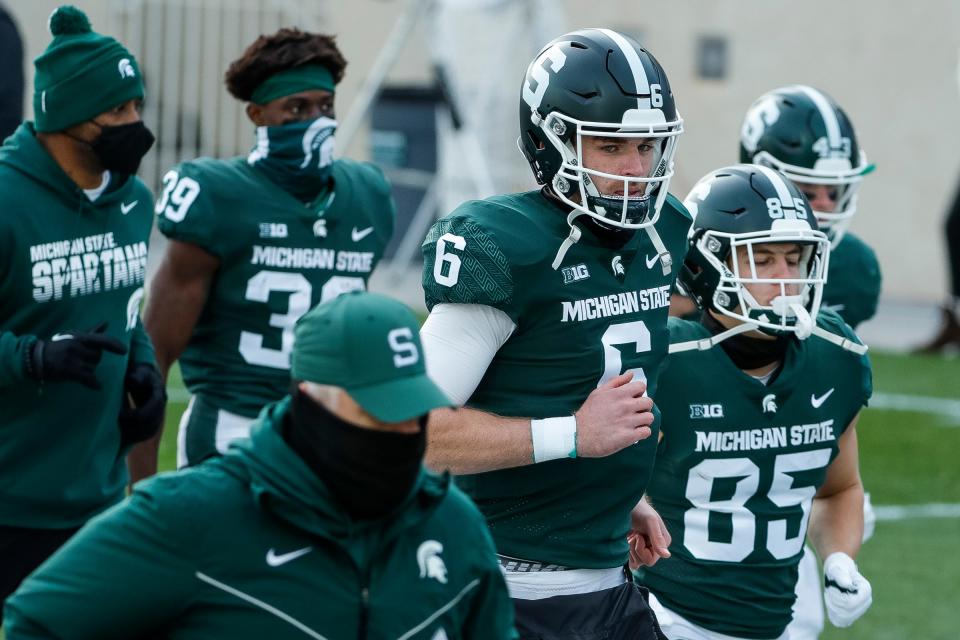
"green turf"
152,350,960,637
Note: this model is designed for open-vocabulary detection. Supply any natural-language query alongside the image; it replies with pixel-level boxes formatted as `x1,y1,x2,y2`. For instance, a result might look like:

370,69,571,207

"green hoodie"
4,398,517,639
0,122,156,528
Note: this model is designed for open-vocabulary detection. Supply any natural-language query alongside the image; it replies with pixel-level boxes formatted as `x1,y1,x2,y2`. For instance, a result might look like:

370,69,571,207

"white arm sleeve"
419,303,517,406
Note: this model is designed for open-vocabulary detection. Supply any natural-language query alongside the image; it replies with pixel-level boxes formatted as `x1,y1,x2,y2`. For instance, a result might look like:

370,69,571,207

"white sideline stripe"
869,392,960,421
397,578,481,640
875,503,960,521
195,572,329,639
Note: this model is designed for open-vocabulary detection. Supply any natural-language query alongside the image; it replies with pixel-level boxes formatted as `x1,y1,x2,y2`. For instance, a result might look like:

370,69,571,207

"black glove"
118,362,166,447
24,322,127,389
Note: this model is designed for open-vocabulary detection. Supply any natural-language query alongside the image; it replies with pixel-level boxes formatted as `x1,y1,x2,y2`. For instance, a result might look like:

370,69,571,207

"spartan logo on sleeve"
417,540,448,584
30,233,148,302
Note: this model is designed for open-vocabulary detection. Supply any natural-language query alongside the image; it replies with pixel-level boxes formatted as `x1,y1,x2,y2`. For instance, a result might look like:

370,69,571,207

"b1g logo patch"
562,264,590,284
690,404,724,419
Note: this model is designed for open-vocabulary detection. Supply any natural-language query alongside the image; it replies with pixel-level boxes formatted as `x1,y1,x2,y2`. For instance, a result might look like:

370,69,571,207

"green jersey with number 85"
421,190,691,569
156,157,394,417
635,311,871,639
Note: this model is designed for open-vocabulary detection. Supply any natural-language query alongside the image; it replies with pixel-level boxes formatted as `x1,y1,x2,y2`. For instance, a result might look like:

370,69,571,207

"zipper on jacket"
357,585,370,640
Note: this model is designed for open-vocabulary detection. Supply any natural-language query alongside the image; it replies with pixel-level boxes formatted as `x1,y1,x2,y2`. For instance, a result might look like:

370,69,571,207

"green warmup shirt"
4,398,516,640
822,232,882,329
0,123,156,529
635,311,871,639
156,157,394,418
421,191,692,569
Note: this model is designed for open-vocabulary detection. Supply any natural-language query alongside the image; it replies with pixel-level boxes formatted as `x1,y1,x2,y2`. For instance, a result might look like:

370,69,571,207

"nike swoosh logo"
811,388,835,408
51,333,73,342
645,253,661,269
351,226,374,242
121,200,138,215
265,546,312,567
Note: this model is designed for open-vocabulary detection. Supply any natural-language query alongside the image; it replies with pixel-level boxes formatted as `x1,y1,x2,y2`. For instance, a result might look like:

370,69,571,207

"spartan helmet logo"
300,118,336,170
611,255,625,276
125,287,145,331
117,58,136,79
762,393,778,414
416,540,448,584
312,219,327,238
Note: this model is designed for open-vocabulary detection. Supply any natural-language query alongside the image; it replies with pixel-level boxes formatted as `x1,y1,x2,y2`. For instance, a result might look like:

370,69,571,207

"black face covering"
283,387,427,520
90,121,156,175
702,311,792,372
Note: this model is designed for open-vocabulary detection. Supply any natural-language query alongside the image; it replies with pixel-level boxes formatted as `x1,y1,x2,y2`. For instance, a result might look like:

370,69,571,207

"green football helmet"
518,28,683,232
679,164,830,339
739,85,872,244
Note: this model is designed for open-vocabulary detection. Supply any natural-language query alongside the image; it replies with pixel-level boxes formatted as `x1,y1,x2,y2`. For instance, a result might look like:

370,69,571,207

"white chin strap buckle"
771,295,813,339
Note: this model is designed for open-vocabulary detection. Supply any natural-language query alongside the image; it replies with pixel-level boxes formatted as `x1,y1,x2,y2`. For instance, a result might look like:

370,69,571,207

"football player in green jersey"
420,29,688,639
0,6,163,610
739,85,880,639
5,292,517,640
740,85,879,330
635,165,873,640
134,29,396,479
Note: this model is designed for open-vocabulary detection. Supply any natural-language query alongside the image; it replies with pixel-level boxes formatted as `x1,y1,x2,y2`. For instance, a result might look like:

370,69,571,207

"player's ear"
246,102,264,126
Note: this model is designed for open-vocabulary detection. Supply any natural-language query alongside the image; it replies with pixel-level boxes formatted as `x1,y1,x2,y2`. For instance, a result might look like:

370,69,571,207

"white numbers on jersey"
238,272,365,369
387,327,420,368
156,170,201,222
433,233,466,288
683,448,832,562
598,320,651,387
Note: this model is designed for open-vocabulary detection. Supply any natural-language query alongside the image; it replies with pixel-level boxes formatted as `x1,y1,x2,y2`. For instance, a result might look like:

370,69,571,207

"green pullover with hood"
0,122,156,528
4,398,517,639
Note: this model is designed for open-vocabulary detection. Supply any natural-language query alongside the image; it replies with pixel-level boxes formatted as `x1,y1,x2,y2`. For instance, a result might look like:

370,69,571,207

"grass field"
156,351,960,639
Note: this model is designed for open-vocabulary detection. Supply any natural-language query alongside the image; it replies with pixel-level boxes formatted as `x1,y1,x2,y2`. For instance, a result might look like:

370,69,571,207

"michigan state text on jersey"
141,30,395,471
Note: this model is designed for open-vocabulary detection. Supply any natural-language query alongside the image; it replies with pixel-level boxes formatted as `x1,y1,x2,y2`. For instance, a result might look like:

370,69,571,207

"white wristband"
530,416,577,463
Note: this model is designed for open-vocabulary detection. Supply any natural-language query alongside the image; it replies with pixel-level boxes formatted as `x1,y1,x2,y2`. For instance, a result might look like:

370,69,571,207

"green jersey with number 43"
157,157,394,417
421,190,691,569
635,311,871,639
823,231,881,329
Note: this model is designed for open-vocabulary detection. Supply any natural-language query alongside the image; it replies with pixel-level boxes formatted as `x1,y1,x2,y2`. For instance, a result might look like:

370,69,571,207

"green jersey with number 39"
421,190,691,569
635,311,871,639
822,231,881,329
156,157,394,417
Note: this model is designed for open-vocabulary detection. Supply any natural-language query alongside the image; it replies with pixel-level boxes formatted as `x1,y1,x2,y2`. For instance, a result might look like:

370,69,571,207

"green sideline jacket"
4,398,517,640
0,123,156,528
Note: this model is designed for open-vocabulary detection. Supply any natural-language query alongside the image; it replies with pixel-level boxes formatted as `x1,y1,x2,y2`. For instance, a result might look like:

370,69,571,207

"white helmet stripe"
754,164,797,206
594,28,650,110
794,85,841,148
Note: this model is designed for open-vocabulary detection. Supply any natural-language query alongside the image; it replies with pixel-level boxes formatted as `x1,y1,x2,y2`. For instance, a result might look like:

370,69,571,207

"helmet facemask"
543,111,682,230
697,223,831,339
751,149,869,245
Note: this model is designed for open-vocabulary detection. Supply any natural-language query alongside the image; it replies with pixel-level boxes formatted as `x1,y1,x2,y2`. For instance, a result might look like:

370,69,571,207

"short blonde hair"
299,381,341,411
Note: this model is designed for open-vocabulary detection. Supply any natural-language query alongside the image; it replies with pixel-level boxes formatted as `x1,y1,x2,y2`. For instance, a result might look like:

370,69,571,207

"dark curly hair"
225,29,347,101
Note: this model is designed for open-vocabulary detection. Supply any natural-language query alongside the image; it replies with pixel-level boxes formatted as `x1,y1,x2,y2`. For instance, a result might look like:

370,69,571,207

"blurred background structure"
7,0,960,344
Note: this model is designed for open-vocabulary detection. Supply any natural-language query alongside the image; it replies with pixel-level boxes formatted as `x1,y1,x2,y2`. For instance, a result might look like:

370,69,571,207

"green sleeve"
0,331,34,387
461,528,518,639
421,207,516,321
4,483,198,639
128,321,157,368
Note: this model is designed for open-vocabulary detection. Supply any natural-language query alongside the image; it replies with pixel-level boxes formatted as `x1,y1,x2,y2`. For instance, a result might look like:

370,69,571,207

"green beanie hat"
33,6,145,132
